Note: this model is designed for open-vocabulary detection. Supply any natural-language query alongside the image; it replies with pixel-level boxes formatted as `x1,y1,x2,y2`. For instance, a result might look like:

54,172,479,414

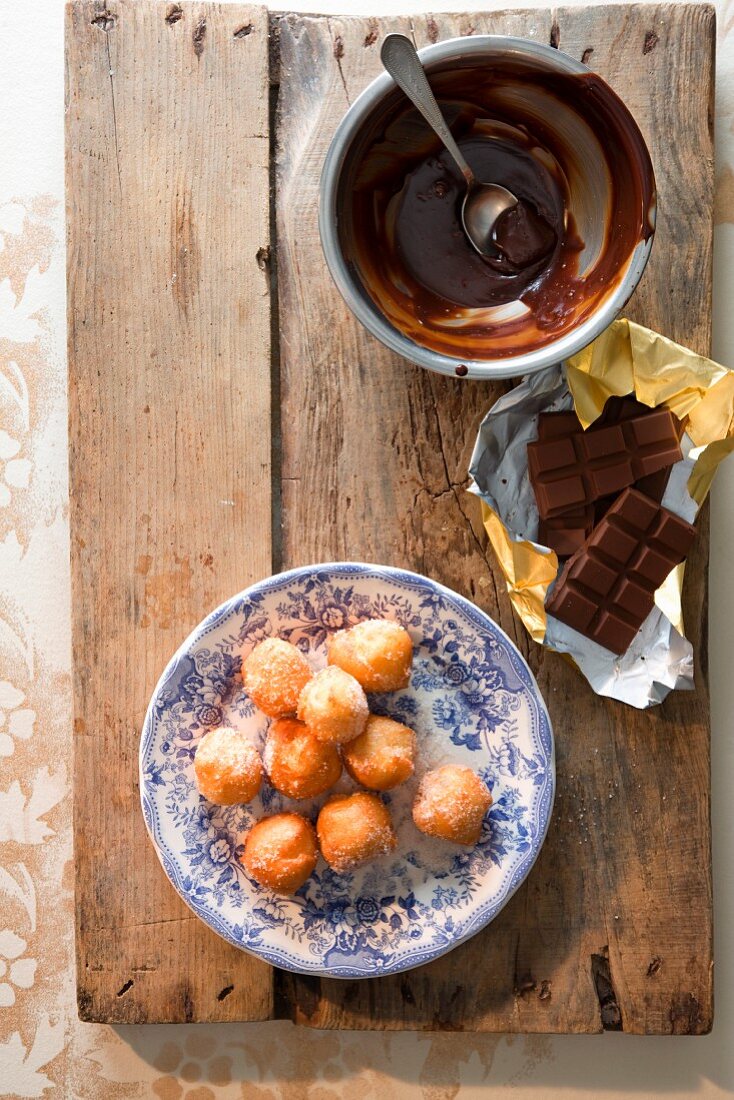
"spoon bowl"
462,181,519,258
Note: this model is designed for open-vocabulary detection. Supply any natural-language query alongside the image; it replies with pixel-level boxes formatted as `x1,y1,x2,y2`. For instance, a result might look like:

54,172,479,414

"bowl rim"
318,34,656,380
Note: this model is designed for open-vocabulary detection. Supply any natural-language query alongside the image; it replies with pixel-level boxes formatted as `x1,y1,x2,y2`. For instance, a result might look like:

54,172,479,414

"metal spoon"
380,33,518,258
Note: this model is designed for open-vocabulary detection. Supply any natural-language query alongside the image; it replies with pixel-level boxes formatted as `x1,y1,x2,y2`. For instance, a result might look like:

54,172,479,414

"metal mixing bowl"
319,35,656,380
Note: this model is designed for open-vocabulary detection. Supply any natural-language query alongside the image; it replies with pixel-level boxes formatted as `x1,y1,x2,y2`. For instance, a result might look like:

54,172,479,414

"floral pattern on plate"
140,563,555,978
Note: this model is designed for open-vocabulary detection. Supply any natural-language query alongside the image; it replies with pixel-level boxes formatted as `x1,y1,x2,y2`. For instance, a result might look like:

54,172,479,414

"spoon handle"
380,34,474,186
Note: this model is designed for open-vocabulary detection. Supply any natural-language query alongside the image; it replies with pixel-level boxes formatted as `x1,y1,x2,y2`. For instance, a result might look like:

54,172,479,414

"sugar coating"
297,666,369,744
193,727,263,805
326,619,413,692
412,764,492,846
242,812,317,893
343,714,416,791
264,717,341,800
317,791,397,873
242,638,312,718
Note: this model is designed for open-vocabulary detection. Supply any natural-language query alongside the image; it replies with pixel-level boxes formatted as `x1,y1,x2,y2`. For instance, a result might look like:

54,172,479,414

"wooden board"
66,0,275,1023
67,1,716,1029
275,5,715,1033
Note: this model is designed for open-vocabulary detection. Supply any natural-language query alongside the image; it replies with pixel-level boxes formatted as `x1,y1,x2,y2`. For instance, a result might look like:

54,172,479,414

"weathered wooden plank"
67,0,274,1022
275,5,715,1033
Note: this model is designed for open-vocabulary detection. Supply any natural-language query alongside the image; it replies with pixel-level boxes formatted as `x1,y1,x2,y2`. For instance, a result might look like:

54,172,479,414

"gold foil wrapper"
469,319,734,706
565,321,730,426
480,501,557,642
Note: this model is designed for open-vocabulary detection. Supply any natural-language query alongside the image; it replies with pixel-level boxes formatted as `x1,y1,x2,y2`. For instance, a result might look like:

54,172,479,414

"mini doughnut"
193,727,262,805
342,714,416,791
264,718,341,800
242,637,312,717
297,666,369,744
242,812,317,894
326,619,413,692
317,792,397,873
413,764,492,845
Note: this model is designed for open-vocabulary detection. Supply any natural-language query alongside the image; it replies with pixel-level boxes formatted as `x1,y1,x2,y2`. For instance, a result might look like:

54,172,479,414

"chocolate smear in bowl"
340,61,655,361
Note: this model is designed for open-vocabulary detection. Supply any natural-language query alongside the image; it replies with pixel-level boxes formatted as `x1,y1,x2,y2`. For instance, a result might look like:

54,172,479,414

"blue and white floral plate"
140,562,554,978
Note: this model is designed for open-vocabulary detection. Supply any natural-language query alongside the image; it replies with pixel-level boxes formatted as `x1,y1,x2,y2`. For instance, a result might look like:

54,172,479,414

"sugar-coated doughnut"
326,619,413,692
242,812,317,893
342,714,416,791
412,764,491,845
242,637,312,717
317,792,397,873
264,717,341,799
296,666,369,744
193,727,263,805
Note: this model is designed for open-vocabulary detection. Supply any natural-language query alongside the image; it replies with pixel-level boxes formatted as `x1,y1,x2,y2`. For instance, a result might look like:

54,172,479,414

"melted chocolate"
339,61,656,361
392,131,564,310
494,199,559,271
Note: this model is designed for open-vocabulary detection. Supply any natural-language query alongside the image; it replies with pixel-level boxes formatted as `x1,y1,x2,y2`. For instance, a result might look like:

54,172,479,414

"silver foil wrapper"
468,365,696,709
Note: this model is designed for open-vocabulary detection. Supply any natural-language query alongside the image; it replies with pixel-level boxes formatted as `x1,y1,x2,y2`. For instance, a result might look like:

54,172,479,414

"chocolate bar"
538,513,591,558
594,396,683,504
528,407,682,520
534,403,682,556
545,488,697,654
535,412,595,556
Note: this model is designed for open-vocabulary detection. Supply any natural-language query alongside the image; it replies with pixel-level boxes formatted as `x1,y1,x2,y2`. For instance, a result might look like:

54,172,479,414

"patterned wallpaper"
1,0,733,1096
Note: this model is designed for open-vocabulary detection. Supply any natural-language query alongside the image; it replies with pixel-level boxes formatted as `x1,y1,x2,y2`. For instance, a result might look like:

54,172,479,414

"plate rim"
139,560,556,978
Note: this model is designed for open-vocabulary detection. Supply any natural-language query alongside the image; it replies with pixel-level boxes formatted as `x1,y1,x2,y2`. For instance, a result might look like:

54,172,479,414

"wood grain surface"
67,0,716,1029
66,0,274,1022
275,5,715,1033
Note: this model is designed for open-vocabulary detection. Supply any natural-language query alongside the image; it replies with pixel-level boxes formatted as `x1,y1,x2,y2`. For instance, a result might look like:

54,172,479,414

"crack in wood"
268,79,283,572
400,979,417,1006
669,991,705,1034
643,30,659,54
516,975,537,997
182,985,195,1022
77,988,94,1019
88,915,192,932
275,972,322,1023
327,19,350,106
192,17,207,56
591,949,623,1030
647,955,662,977
104,33,122,194
91,10,116,31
